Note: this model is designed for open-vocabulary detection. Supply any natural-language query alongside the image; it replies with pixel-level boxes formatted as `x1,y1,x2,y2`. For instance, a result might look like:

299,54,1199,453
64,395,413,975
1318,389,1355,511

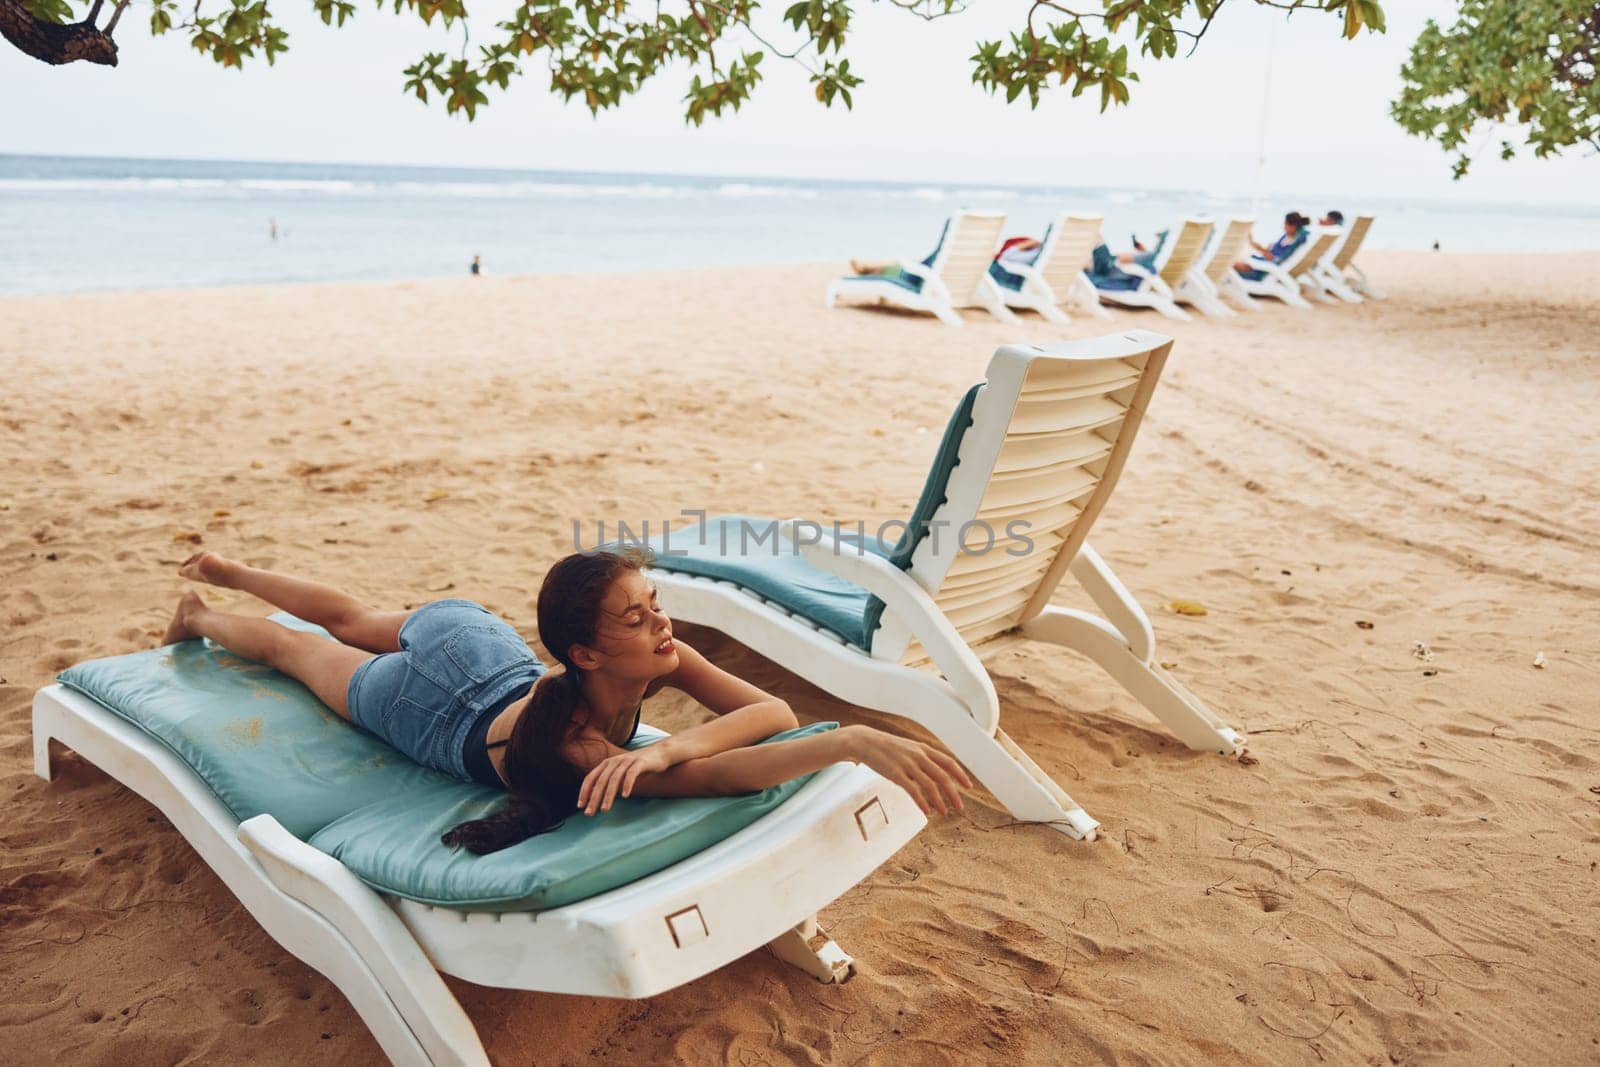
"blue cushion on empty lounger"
647,516,893,648
58,617,835,911
649,383,981,649
838,271,924,294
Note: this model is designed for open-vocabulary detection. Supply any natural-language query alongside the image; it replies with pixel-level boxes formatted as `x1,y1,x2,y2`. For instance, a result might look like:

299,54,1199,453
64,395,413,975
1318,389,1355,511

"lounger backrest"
868,331,1171,661
1203,218,1255,283
1332,214,1374,270
1154,218,1215,288
1038,213,1104,298
1282,230,1339,278
933,211,1008,307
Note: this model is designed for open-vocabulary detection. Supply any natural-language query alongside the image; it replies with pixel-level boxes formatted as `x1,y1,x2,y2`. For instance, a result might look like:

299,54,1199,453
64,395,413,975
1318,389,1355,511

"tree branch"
1185,0,1228,56
103,0,130,34
0,0,119,64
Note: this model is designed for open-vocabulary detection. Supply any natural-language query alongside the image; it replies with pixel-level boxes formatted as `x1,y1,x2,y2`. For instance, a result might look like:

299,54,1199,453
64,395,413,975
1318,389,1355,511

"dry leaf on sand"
1169,599,1207,616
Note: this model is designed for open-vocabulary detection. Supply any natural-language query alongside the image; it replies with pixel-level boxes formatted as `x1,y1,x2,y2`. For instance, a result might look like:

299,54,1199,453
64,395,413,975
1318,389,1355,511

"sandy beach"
3,251,1598,1064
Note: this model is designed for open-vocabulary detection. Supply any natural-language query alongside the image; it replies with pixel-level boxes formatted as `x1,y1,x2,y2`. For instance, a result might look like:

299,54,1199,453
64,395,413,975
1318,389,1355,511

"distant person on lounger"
983,228,1170,293
1087,229,1169,291
160,548,971,853
1235,211,1311,281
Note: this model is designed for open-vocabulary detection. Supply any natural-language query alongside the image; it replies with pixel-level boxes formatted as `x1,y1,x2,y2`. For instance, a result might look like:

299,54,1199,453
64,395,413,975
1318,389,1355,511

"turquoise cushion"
59,617,440,841
58,617,838,911
647,386,980,651
837,271,924,294
861,383,981,642
647,517,893,648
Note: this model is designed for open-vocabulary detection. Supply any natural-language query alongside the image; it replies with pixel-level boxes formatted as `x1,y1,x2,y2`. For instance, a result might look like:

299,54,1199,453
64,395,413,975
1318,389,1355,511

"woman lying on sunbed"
162,547,971,853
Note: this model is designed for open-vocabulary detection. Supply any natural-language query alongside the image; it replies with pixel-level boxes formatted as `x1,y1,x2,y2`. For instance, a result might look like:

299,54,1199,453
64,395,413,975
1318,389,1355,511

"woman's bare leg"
162,593,373,720
177,552,409,653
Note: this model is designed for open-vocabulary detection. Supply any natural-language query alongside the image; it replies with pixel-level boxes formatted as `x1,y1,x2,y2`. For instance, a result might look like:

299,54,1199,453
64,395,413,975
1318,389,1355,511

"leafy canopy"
1391,0,1600,178
14,0,1384,124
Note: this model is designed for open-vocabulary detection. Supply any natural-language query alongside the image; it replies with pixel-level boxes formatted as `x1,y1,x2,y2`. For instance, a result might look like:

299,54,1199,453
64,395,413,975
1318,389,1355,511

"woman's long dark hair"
441,546,651,854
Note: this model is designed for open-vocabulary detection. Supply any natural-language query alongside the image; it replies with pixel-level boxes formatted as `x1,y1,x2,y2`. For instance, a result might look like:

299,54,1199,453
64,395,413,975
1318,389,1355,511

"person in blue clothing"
1235,211,1311,280
988,228,1167,293
159,547,971,853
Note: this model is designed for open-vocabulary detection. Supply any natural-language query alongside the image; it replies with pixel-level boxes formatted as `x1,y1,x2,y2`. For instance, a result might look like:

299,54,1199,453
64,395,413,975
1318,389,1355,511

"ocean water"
3,153,1597,296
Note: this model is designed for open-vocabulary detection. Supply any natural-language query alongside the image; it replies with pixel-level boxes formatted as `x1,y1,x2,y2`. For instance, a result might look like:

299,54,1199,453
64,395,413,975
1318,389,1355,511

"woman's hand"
576,743,678,815
842,726,973,816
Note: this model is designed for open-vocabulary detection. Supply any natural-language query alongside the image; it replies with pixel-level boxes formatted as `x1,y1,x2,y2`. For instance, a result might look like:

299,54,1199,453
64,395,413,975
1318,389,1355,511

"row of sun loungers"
826,210,1385,326
38,329,1242,1063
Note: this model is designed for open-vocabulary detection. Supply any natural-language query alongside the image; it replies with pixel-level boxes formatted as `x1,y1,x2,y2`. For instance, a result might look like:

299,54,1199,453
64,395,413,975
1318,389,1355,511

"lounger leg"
33,724,54,781
1151,298,1192,323
1020,607,1244,755
1348,265,1384,299
1073,274,1114,319
240,817,490,1067
1037,300,1072,326
919,696,1100,839
1277,283,1313,310
975,281,1023,325
766,917,854,983
1219,274,1258,311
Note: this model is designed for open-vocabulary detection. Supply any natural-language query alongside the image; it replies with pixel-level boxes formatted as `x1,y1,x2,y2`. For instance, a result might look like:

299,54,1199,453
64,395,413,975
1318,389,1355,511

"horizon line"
5,150,1596,215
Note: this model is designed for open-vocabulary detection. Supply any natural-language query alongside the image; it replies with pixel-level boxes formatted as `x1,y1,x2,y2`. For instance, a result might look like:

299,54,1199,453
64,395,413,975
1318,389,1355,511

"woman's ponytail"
440,546,650,854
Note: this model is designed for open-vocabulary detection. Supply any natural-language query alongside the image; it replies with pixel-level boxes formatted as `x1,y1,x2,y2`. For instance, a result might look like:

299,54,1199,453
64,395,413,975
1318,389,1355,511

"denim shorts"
346,599,546,780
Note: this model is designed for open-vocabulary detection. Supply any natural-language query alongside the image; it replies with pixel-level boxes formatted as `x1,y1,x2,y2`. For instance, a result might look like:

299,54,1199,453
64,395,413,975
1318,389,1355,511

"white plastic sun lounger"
1315,213,1383,299
1200,217,1261,312
1236,228,1341,309
647,331,1245,842
825,210,1018,327
1093,219,1214,322
1172,218,1244,318
34,678,923,1066
1153,217,1239,318
990,213,1114,325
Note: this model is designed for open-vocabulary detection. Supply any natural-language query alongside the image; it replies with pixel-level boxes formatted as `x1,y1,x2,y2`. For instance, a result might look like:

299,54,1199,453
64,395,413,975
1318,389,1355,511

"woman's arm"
648,641,800,762
571,724,973,817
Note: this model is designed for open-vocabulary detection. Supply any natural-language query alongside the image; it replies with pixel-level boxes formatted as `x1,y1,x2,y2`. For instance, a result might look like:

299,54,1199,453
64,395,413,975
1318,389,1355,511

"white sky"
3,0,1597,205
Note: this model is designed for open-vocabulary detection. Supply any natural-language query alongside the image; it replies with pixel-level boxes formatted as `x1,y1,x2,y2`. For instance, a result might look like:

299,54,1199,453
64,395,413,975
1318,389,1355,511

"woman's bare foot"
161,592,208,646
177,551,236,588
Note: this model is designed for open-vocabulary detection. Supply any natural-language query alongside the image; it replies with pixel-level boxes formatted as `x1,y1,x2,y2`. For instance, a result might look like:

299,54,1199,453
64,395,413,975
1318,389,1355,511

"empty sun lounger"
825,211,1017,327
1172,218,1244,318
1315,213,1383,300
646,331,1245,842
987,213,1114,325
1200,217,1262,312
34,620,924,1066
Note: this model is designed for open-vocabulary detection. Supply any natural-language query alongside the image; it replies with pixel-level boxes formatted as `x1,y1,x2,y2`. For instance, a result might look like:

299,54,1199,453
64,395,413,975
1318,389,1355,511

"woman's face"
584,570,680,683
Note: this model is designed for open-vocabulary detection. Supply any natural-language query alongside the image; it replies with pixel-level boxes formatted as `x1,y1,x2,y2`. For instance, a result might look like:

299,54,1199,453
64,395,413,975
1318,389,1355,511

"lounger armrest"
1247,256,1296,287
778,520,999,731
897,260,955,305
1001,262,1052,292
1118,261,1176,299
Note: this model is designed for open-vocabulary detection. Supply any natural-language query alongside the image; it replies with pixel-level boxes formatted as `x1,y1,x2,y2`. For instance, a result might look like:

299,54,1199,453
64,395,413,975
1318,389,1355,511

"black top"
462,687,644,789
